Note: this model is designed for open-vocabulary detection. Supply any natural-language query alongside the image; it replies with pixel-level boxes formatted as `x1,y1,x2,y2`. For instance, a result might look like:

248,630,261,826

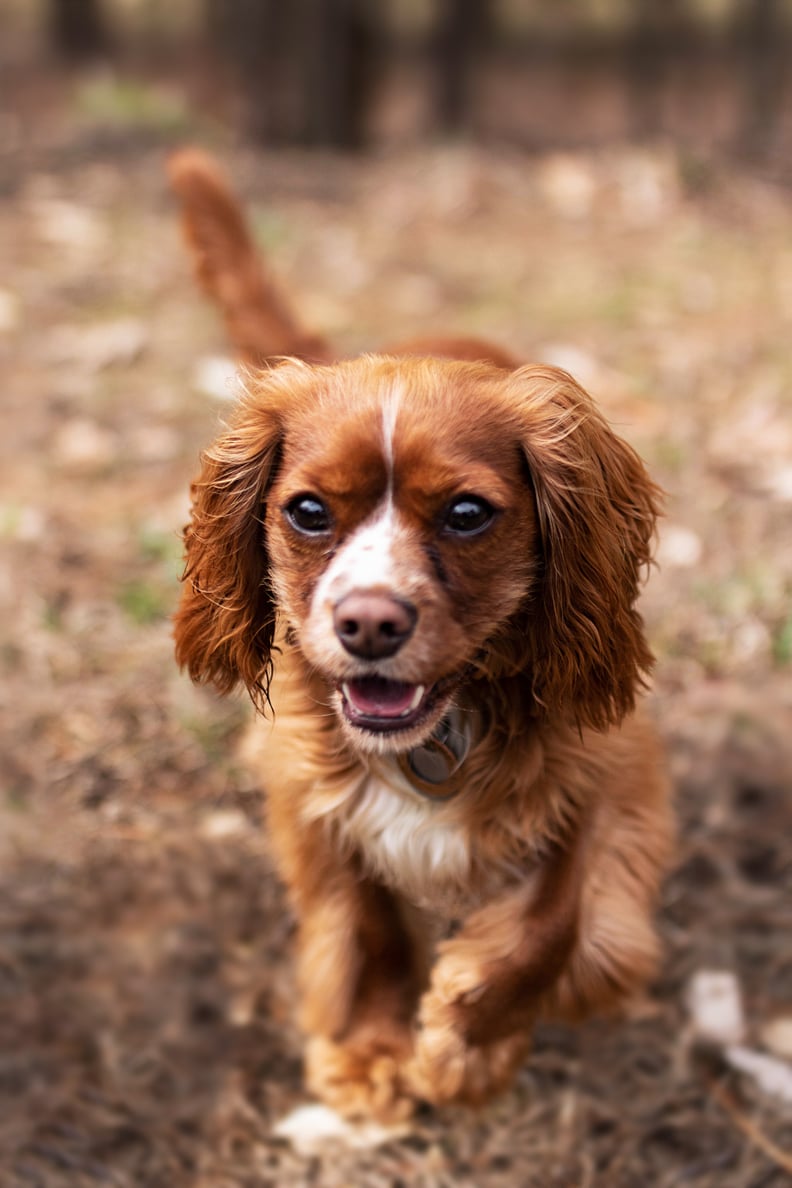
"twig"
707,1076,792,1176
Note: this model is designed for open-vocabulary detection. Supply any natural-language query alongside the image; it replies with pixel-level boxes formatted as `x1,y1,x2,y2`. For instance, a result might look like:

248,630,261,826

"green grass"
137,527,183,572
649,436,691,475
693,563,786,621
74,76,193,136
772,615,792,667
251,209,293,253
0,502,24,539
5,785,28,812
41,598,66,633
117,579,172,625
179,701,249,763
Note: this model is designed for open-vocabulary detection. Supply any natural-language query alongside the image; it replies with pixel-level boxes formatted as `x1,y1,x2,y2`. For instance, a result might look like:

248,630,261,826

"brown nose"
333,592,417,659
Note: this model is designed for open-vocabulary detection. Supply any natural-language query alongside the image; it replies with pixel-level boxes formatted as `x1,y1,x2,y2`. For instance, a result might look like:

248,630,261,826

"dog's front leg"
302,874,421,1121
407,837,583,1106
271,809,420,1120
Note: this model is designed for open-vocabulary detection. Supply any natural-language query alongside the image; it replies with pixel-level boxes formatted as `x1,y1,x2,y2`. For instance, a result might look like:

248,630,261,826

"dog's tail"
168,149,332,365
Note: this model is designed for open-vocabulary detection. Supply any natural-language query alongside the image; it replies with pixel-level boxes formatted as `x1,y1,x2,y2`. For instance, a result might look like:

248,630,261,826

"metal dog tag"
400,709,472,799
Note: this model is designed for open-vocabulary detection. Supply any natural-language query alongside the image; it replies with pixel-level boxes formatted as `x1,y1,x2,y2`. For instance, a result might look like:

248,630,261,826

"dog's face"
175,357,660,740
263,361,539,753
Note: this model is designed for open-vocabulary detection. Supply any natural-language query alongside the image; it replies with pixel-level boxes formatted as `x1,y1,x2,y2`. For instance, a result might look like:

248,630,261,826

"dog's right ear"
174,397,282,711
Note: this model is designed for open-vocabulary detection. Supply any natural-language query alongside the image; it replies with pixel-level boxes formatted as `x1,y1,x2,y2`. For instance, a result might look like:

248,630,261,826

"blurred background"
0,2,791,1186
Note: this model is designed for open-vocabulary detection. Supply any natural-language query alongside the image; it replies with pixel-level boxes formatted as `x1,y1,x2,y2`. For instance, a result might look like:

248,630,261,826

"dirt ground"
1,66,791,1188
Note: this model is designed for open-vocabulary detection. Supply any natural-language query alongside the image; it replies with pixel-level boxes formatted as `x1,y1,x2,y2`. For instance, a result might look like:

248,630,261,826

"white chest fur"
334,766,475,914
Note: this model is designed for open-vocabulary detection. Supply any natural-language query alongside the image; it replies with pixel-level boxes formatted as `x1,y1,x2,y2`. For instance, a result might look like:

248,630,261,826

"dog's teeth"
341,682,352,703
403,684,425,715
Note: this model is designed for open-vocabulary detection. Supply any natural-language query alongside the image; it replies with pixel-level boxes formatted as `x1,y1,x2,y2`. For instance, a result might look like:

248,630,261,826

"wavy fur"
170,151,673,1122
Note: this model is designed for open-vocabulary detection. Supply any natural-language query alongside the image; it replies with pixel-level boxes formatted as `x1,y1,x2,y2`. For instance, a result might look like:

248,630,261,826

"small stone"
228,991,256,1028
200,809,249,840
687,970,745,1046
32,197,107,255
731,619,771,664
538,155,596,220
765,465,792,502
657,525,703,569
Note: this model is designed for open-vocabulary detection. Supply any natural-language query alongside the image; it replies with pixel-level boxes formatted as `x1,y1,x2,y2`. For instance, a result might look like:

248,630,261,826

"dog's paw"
305,1035,416,1124
422,943,540,1046
406,989,529,1107
429,946,489,1006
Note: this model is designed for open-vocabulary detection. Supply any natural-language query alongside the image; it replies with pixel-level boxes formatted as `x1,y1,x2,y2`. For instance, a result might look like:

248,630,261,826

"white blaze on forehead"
309,381,406,618
312,499,404,609
380,381,402,489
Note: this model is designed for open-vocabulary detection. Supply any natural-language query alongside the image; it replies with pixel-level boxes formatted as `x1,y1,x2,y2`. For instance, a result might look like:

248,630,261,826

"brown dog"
170,150,673,1122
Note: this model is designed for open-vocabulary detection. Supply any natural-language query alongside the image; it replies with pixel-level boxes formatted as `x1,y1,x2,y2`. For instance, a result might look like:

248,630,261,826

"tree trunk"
215,0,380,148
48,0,111,60
434,0,492,134
739,0,787,160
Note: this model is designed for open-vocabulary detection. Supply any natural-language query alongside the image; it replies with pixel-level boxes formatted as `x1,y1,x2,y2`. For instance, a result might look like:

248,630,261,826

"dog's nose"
333,592,417,659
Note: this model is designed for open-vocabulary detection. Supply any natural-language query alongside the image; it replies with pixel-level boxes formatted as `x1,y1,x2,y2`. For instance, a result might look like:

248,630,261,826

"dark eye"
284,494,332,534
443,496,495,535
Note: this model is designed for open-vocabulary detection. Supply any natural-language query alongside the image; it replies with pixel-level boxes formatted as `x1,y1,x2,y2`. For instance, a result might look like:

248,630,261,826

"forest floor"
1,65,791,1187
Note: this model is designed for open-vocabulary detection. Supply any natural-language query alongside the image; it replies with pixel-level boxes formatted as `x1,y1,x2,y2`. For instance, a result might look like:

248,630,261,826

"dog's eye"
443,496,494,535
285,495,332,534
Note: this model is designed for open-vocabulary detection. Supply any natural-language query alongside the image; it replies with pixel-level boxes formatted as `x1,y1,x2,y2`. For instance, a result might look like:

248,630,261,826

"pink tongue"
345,677,417,718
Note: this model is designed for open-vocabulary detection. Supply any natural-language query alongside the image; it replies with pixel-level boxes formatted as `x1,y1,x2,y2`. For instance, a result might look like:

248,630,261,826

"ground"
0,68,791,1187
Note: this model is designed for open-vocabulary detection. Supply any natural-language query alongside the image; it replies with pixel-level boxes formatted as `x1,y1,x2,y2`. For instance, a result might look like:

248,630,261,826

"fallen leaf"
726,1045,792,1106
273,1103,410,1154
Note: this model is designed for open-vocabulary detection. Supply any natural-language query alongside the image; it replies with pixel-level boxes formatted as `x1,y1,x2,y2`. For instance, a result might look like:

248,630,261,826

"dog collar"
397,708,473,800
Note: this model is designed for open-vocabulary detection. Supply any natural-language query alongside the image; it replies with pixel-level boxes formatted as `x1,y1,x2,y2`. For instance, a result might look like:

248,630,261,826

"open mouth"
340,675,436,734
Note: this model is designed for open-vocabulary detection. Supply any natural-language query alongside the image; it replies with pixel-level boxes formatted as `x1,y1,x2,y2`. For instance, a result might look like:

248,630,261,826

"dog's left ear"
508,365,662,731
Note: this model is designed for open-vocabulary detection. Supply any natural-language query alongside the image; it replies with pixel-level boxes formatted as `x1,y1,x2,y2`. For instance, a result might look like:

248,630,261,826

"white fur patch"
311,501,402,609
335,769,473,913
298,760,531,918
380,382,402,488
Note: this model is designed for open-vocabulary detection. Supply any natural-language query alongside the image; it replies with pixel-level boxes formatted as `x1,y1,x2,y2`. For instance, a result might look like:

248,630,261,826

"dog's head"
175,357,660,752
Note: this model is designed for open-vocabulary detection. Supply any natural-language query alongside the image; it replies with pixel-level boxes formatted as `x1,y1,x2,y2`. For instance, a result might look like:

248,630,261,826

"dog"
169,150,673,1122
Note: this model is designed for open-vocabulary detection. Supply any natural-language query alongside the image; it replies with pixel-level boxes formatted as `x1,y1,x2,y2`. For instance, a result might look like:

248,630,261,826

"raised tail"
168,149,332,365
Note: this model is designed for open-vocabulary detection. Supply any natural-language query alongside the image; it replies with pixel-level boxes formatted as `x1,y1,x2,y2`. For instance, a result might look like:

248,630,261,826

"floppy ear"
509,365,662,731
174,396,282,711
